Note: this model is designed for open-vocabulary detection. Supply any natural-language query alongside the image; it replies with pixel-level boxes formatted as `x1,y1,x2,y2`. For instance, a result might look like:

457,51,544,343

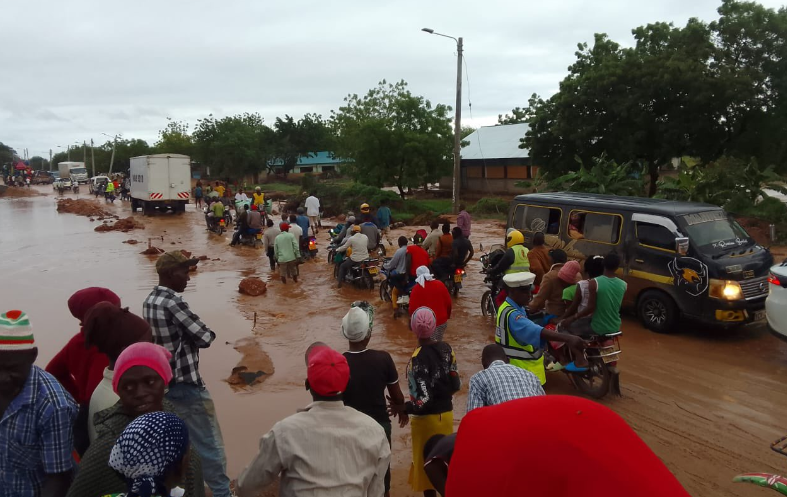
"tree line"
501,0,787,196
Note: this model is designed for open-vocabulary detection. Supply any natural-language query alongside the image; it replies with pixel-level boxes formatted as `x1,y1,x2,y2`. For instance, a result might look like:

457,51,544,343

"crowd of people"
0,190,694,497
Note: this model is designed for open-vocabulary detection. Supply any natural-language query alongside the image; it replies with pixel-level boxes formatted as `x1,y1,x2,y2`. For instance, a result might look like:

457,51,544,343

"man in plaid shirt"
466,344,544,413
143,251,231,497
0,310,77,497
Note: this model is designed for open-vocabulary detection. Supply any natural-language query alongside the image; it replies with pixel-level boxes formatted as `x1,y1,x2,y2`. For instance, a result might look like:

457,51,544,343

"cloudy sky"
2,0,784,159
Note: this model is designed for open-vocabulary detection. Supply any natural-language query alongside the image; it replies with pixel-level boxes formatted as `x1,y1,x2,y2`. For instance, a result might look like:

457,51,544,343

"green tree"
331,80,453,198
192,113,273,181
519,0,787,195
461,125,477,139
154,119,194,157
0,142,17,167
28,156,50,171
548,154,646,196
270,114,334,177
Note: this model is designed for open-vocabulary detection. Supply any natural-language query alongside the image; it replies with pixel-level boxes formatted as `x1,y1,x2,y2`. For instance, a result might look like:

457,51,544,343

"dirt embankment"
57,198,116,218
0,186,42,198
94,217,144,232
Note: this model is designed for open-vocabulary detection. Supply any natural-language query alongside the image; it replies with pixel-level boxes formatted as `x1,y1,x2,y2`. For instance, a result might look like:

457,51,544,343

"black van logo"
668,257,709,297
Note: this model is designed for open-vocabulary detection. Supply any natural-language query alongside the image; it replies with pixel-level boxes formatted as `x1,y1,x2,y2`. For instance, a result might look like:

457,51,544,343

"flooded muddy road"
1,186,786,497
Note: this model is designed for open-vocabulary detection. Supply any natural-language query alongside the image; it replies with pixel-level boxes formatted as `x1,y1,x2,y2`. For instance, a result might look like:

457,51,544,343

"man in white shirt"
288,214,304,240
421,220,442,258
336,225,369,288
235,189,249,202
304,193,321,234
237,346,390,497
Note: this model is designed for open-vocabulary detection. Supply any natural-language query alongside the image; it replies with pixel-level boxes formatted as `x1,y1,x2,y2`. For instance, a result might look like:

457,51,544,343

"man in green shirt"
591,252,627,335
274,223,301,284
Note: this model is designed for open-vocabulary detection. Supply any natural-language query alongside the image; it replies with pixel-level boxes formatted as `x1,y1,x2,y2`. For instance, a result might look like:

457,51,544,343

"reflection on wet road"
1,187,786,497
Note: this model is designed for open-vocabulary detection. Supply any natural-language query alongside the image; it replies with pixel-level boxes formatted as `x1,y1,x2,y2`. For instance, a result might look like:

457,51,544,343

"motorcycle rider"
252,187,265,210
360,203,380,227
489,230,531,308
334,215,356,245
230,205,252,246
496,272,586,385
422,220,442,259
336,225,369,288
450,227,474,270
383,236,410,313
360,211,381,254
208,196,225,231
295,207,311,252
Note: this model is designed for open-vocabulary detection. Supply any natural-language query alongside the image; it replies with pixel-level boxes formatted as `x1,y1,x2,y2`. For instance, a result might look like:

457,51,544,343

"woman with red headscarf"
45,287,120,455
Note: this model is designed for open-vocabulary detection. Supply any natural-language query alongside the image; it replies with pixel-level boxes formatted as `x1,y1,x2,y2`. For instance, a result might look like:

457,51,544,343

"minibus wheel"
638,290,678,333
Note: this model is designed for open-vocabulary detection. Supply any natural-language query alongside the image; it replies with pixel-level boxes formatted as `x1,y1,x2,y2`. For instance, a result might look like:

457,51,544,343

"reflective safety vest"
253,192,265,206
504,245,530,274
495,301,546,384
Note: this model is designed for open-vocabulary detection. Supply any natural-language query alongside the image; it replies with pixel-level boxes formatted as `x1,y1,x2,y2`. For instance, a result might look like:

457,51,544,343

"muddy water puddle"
2,187,787,496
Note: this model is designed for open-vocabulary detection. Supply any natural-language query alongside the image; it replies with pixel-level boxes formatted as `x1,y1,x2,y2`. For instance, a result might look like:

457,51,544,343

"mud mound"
409,212,450,227
123,239,139,244
0,187,41,198
141,246,164,255
94,217,144,233
57,198,115,218
239,277,267,296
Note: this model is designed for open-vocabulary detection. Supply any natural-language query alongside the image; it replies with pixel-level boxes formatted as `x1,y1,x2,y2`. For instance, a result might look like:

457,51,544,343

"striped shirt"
466,360,544,413
143,286,216,386
0,366,77,497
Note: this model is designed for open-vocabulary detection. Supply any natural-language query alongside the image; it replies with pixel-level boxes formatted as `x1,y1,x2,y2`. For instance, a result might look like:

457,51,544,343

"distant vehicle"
51,171,60,180
766,260,787,341
53,177,72,190
57,162,89,184
129,154,191,215
32,171,55,184
89,175,110,194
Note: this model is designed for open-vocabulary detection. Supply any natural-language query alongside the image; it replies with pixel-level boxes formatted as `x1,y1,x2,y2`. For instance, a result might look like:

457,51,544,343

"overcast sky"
2,0,784,159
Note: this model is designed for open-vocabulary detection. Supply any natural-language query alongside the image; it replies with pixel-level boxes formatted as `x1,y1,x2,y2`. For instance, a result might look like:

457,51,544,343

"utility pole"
49,149,52,171
108,135,118,175
452,37,463,214
90,139,95,177
67,145,71,161
83,141,87,168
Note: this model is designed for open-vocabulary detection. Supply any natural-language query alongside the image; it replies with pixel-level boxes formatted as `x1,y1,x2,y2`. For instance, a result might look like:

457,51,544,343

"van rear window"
568,211,622,244
512,205,561,234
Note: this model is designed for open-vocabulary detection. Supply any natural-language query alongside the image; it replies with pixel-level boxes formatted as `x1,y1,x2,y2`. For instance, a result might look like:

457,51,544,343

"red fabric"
67,287,121,322
409,280,452,326
406,245,430,277
446,396,691,497
45,333,108,404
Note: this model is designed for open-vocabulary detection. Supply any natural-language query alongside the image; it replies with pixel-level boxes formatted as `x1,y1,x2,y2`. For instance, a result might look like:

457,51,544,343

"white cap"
341,307,372,342
503,272,536,288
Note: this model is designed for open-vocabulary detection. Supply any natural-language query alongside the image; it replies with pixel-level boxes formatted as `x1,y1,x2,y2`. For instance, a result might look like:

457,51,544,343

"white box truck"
129,154,191,214
57,162,89,184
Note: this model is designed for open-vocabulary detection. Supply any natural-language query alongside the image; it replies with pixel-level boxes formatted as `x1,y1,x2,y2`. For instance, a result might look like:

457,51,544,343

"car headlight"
709,279,743,300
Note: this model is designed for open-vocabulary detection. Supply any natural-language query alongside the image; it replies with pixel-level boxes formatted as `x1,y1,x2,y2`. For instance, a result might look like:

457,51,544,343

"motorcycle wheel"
481,291,495,317
380,280,392,302
452,281,460,297
375,244,386,258
362,274,375,290
568,356,611,399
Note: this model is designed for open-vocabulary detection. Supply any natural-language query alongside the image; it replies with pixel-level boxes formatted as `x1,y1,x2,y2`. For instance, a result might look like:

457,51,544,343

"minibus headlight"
709,279,743,300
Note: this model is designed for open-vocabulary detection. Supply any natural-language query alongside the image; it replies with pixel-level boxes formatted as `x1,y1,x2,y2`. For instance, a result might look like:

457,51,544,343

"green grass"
248,182,300,194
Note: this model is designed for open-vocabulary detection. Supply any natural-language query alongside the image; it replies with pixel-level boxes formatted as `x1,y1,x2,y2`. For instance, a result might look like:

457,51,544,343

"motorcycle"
734,435,787,494
72,183,79,194
204,208,226,235
479,243,506,318
233,225,262,247
532,310,622,399
379,261,413,317
335,253,380,290
307,235,318,259
438,267,466,296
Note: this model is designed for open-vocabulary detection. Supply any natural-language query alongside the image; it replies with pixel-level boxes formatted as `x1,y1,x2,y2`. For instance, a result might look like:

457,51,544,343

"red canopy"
14,162,27,170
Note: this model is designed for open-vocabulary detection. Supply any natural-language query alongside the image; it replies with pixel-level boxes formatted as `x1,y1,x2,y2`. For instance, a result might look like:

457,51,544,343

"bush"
471,197,508,215
750,197,787,225
300,173,318,194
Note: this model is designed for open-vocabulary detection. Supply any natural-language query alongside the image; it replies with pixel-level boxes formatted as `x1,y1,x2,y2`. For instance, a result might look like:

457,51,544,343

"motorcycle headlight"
709,279,743,300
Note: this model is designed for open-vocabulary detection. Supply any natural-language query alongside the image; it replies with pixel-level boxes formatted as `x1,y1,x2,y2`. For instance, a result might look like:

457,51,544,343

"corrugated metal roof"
268,151,344,167
461,123,530,160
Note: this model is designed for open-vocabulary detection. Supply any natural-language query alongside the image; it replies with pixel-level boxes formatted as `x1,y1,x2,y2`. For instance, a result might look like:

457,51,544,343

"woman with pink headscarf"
395,307,460,497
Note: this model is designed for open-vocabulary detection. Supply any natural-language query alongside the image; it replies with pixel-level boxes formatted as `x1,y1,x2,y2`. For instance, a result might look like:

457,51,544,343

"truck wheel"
637,290,678,334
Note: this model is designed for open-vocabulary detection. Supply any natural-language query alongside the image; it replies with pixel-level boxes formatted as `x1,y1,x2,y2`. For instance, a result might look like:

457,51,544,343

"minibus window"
513,205,562,234
569,211,622,244
636,222,675,251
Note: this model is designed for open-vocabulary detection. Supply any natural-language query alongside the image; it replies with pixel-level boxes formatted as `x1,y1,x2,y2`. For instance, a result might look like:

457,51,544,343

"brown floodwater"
2,186,787,497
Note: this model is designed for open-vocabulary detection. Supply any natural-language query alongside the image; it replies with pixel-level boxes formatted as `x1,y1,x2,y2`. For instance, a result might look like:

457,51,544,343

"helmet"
255,186,261,191
360,203,370,213
506,230,525,248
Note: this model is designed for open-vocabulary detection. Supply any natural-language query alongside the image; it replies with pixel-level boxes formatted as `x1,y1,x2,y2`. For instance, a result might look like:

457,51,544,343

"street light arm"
421,28,458,45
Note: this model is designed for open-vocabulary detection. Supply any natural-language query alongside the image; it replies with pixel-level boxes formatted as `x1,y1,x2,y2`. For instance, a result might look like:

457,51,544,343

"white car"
53,178,72,190
766,260,787,341
89,176,110,193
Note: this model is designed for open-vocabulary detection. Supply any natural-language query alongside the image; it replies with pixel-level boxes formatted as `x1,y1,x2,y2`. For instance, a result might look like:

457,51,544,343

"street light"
423,27,463,214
